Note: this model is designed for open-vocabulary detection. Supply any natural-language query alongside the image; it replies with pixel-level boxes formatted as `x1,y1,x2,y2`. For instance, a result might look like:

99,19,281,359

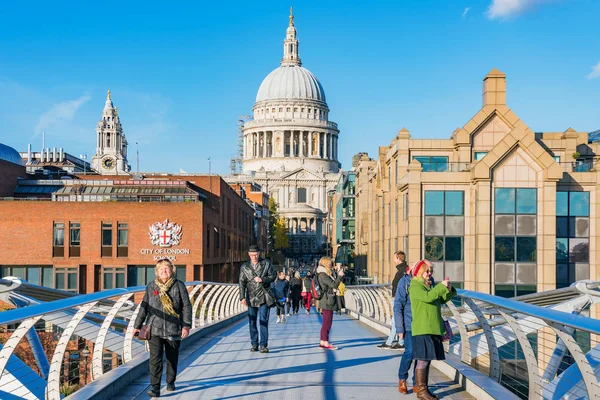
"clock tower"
91,91,131,175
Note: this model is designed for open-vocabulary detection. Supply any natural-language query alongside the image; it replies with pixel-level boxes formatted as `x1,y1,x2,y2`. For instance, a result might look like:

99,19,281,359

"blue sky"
0,0,598,175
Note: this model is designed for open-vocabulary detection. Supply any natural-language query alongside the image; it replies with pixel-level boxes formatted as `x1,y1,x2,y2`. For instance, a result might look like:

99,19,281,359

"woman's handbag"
442,320,454,342
137,316,154,341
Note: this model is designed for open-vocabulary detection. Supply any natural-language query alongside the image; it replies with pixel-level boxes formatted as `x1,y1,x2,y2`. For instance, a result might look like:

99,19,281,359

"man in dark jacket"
377,251,407,350
239,245,276,353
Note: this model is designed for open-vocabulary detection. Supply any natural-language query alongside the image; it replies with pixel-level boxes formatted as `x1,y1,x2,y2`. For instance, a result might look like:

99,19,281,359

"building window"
413,156,449,172
117,223,128,257
0,266,54,288
553,156,560,163
102,266,125,290
69,222,81,257
403,193,409,220
55,267,78,291
53,222,65,257
494,188,537,297
101,222,113,257
297,188,307,203
474,151,488,161
424,191,465,285
556,191,590,288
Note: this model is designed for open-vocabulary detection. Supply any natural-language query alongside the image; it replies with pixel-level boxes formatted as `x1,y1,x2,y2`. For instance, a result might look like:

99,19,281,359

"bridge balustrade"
0,280,245,400
345,282,600,400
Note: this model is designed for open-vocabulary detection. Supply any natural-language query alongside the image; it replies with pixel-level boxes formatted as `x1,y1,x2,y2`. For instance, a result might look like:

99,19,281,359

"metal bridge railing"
0,278,245,400
345,281,600,400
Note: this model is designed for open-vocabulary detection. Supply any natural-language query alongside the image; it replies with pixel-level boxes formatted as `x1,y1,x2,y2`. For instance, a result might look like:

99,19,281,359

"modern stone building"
332,171,357,273
228,9,341,256
355,69,599,296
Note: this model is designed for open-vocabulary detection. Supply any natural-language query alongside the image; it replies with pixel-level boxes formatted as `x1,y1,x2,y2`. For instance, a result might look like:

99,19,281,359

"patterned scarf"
155,277,180,317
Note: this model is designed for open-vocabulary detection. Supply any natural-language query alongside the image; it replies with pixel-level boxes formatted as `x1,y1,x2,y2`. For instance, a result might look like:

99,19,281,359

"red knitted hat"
412,260,427,277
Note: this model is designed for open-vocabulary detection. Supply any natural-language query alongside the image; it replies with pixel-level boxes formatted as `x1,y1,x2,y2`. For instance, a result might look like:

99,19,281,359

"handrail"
345,281,600,400
0,281,236,326
0,279,244,400
458,289,600,333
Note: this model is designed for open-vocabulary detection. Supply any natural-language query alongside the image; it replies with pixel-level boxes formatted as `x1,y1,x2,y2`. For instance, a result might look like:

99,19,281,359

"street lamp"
81,346,90,384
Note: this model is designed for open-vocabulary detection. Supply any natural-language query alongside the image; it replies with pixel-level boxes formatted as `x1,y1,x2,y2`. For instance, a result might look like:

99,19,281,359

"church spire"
281,7,301,66
104,90,114,112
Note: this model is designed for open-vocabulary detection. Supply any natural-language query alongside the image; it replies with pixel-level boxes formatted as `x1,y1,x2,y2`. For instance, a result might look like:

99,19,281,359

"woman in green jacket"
409,259,456,400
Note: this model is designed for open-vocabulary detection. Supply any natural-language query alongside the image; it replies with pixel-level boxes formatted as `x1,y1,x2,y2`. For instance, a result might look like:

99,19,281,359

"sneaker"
377,343,391,350
259,346,269,353
250,345,259,352
276,318,281,323
286,313,291,317
390,343,405,350
147,388,160,397
166,384,176,392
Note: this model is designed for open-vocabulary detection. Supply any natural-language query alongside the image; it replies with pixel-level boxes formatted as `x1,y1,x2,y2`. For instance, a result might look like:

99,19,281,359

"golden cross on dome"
289,6,294,26
107,90,111,100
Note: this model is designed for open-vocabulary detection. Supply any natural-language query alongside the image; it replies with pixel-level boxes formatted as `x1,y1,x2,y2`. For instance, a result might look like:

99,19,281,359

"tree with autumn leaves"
268,198,289,252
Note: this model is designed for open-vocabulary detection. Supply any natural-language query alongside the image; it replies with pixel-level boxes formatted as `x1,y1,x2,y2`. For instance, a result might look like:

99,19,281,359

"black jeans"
149,336,181,389
276,301,286,316
291,297,300,313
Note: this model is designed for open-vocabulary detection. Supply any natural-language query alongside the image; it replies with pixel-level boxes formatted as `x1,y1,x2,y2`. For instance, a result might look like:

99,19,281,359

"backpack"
311,276,323,300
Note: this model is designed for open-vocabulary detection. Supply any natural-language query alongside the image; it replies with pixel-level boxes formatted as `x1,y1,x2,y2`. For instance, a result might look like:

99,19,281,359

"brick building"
0,159,256,292
227,181,270,254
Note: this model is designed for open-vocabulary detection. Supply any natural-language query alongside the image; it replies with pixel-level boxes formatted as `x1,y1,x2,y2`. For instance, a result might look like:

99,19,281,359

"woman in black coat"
289,271,303,314
134,259,192,397
316,256,344,350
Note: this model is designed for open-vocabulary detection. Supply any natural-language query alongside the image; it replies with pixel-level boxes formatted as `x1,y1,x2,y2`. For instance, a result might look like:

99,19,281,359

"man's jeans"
386,299,405,346
398,330,415,383
248,303,270,347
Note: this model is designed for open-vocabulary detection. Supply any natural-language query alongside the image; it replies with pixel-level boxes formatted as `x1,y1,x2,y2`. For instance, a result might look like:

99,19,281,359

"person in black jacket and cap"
239,245,276,353
377,251,407,350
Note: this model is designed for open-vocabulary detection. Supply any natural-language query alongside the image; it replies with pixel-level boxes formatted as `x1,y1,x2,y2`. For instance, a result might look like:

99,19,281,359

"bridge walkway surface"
115,310,475,400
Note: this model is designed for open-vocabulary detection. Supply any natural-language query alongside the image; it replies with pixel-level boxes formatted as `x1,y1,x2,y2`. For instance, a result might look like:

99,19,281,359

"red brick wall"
0,160,27,197
0,201,204,293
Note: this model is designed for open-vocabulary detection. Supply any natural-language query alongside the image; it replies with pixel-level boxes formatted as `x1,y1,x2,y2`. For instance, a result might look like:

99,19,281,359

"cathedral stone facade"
228,9,341,255
91,91,131,175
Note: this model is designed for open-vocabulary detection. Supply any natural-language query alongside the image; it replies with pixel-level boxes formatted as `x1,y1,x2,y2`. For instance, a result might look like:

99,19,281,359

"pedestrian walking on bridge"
239,245,276,353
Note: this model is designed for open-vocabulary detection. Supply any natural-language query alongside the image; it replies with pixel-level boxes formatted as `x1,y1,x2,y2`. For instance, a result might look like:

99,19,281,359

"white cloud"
462,7,471,18
487,0,554,20
34,94,91,137
587,61,600,79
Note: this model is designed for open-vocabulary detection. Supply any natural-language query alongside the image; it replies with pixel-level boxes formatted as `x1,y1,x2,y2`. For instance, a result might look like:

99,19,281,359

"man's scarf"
155,277,180,317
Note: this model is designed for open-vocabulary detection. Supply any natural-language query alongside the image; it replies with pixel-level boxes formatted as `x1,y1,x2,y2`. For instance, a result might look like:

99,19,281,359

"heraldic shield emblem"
149,219,183,247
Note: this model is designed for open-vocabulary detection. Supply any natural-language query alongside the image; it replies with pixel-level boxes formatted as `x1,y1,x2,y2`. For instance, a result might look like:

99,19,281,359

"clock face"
102,157,115,169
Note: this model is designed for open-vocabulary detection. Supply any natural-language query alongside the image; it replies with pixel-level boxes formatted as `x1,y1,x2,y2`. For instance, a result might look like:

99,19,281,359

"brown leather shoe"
398,379,408,394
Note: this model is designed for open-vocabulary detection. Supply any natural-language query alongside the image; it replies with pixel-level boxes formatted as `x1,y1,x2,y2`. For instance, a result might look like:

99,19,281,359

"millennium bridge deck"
115,310,474,400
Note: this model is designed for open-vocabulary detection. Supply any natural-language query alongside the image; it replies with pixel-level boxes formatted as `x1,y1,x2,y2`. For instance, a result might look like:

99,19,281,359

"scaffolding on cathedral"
230,115,253,175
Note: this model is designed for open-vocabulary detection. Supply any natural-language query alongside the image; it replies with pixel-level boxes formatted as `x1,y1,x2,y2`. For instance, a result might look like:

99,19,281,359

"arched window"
297,188,307,203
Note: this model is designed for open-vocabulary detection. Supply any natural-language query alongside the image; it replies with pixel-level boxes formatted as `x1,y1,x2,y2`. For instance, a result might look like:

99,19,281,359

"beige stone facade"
355,69,599,296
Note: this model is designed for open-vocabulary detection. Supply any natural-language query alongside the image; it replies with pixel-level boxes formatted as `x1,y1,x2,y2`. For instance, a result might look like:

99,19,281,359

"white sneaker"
287,313,291,317
276,318,281,323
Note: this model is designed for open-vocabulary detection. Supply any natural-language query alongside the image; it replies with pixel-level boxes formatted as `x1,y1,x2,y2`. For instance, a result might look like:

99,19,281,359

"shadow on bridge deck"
115,310,474,400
